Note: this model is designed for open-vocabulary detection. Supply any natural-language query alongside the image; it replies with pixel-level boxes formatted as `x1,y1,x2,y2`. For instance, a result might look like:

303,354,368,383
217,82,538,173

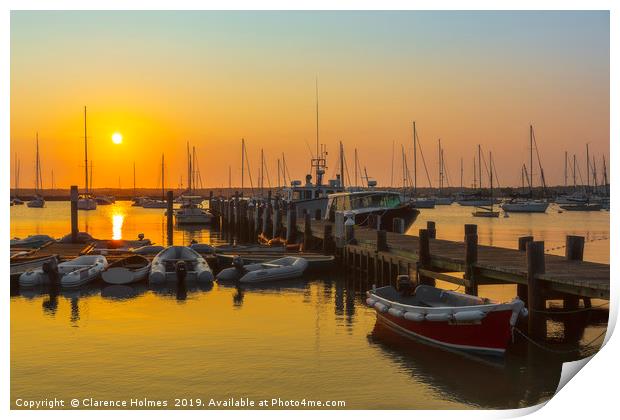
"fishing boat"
149,246,214,284
27,134,45,208
473,150,499,218
78,107,97,211
102,255,150,284
217,256,308,283
326,191,420,232
410,197,436,209
367,284,526,354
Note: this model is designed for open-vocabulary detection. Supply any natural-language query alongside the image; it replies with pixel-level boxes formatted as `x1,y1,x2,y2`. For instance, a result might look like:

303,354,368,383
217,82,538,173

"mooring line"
513,327,607,355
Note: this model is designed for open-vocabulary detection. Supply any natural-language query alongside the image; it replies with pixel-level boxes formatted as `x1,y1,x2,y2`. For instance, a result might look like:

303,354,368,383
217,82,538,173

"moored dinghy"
218,256,308,283
102,255,150,285
149,246,214,284
59,255,108,288
367,284,526,355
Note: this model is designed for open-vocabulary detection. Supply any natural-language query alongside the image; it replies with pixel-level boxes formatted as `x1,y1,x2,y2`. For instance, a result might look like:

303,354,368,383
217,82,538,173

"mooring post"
286,203,297,244
517,236,534,303
70,185,79,243
166,191,174,246
427,221,436,239
303,211,312,249
273,201,281,239
315,208,322,221
565,235,587,308
527,241,546,339
323,224,333,255
253,202,260,239
392,217,405,234
464,224,478,295
376,230,388,252
417,229,434,286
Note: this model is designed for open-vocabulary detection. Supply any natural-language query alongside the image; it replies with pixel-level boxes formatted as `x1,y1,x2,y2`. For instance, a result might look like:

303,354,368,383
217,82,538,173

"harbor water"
10,201,609,409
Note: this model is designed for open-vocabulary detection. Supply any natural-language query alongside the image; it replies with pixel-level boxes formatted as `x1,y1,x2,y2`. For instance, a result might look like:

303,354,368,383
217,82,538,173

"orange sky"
10,11,609,189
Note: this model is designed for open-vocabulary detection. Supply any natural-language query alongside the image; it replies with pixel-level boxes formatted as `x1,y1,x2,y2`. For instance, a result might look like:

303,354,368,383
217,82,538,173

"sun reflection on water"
112,213,124,240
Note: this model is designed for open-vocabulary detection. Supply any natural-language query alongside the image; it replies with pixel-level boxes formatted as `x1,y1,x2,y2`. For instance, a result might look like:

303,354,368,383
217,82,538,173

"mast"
35,133,40,193
339,141,345,188
260,148,264,197
133,161,136,197
573,154,577,190
460,157,463,191
187,142,192,194
241,138,245,196
277,159,280,189
315,77,320,184
478,144,482,190
282,153,287,186
586,143,590,193
84,107,89,193
229,165,232,196
564,151,568,187
529,125,533,197
354,148,358,187
438,139,442,194
90,160,93,191
412,121,417,194
161,154,165,201
390,141,395,188
603,155,609,196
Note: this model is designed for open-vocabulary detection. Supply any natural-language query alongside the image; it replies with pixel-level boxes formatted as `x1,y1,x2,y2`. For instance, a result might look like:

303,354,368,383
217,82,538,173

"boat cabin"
326,191,403,221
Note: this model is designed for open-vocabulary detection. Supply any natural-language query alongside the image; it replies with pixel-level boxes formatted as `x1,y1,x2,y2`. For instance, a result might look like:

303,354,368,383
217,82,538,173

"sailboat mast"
478,144,482,190
84,106,88,193
489,151,494,210
315,77,320,183
438,139,442,193
564,151,568,187
161,154,165,201
354,148,358,187
339,141,345,188
573,154,577,190
460,157,463,191
241,138,245,196
260,148,264,197
413,121,417,194
586,143,590,192
35,133,40,192
133,161,136,196
390,141,395,188
529,126,533,197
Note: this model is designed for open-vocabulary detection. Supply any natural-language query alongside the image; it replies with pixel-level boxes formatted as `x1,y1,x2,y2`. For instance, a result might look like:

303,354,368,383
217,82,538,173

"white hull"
27,198,45,208
59,255,108,288
433,197,454,205
175,211,213,224
410,198,436,209
457,199,494,207
149,246,214,284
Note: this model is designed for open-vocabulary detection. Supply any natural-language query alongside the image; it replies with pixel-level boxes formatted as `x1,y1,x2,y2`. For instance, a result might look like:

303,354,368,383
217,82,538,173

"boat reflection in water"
368,321,562,409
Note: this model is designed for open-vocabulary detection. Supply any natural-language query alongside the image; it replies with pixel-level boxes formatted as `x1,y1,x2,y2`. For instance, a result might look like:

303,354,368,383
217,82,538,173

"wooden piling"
166,191,174,246
417,229,434,286
286,203,297,244
565,235,587,308
427,221,436,239
315,208,322,221
323,224,333,255
304,211,312,249
464,224,478,295
70,185,78,243
376,230,388,252
517,236,534,303
527,241,546,338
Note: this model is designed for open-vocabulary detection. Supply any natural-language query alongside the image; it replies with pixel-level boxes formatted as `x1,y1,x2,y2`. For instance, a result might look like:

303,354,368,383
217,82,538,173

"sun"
112,133,123,144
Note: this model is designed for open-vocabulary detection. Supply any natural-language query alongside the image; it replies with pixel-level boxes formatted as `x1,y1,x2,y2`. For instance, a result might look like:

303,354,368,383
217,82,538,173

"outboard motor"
232,256,245,272
138,233,145,241
175,260,188,281
397,275,414,296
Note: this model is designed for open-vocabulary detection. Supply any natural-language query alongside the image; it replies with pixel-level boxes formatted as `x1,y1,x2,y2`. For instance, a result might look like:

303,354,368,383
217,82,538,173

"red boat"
366,285,527,355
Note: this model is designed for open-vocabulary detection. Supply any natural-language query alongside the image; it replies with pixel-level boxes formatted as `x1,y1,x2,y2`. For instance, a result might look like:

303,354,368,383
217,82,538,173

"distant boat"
27,133,45,208
559,202,602,212
175,196,213,224
78,106,97,211
95,195,115,205
142,154,167,208
473,150,499,218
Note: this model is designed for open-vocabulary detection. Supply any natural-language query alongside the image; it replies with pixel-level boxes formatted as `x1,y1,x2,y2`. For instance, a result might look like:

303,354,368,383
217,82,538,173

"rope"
544,235,609,252
513,327,606,355
531,302,609,314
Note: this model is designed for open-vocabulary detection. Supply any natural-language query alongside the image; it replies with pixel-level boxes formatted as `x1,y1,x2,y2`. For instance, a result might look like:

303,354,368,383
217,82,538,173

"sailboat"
11,154,24,205
501,125,549,213
77,107,97,210
27,133,45,208
142,154,168,208
472,151,499,217
174,143,213,224
433,139,454,205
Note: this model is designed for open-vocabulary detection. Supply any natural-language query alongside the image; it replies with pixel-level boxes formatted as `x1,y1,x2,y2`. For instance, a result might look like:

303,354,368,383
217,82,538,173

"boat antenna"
241,138,245,196
412,121,417,194
390,140,395,188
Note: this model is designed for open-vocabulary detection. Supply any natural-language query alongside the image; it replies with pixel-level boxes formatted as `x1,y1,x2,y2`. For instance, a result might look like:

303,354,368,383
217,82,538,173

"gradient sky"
10,11,609,189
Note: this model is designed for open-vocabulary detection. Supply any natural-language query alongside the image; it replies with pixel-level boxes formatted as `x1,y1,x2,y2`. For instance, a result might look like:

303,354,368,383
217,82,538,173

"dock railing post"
286,202,297,244
315,208,322,221
417,229,434,286
517,236,534,304
427,221,436,239
527,241,546,339
273,200,281,239
303,211,312,250
565,235,587,308
392,218,405,234
323,224,333,255
464,224,478,295
70,185,78,243
166,191,174,246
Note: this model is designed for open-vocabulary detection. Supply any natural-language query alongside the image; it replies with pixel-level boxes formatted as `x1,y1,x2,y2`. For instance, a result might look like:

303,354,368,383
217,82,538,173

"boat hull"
501,202,549,213
355,205,420,232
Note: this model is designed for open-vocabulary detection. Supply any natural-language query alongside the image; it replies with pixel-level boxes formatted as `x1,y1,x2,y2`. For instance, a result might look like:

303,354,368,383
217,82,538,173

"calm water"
10,201,609,409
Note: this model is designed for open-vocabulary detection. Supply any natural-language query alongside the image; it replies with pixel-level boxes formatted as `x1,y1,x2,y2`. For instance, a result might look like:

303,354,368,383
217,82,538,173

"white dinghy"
59,255,108,288
218,256,308,283
149,246,214,284
102,255,150,285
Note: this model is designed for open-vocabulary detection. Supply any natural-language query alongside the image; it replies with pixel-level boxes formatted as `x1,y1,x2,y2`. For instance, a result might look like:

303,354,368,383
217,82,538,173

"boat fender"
453,310,486,322
374,302,389,313
403,311,425,322
425,313,452,322
388,308,404,318
366,298,377,307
